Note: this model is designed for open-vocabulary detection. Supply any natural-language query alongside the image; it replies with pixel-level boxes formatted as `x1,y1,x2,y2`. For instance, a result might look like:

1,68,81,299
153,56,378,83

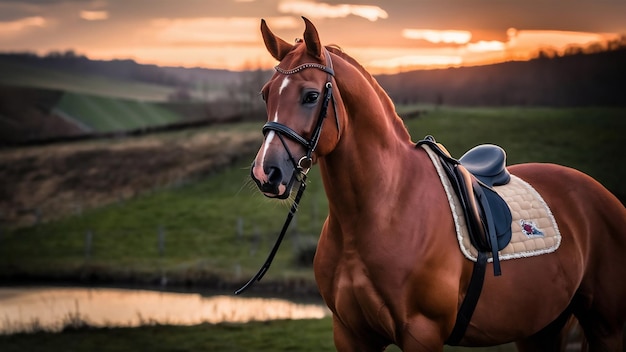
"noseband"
235,49,337,295
262,48,337,174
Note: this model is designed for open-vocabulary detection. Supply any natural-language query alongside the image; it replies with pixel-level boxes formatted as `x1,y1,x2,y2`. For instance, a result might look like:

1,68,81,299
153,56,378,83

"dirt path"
0,127,261,227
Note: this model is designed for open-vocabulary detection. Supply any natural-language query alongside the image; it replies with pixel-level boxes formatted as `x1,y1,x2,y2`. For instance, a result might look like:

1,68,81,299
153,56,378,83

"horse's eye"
303,92,319,104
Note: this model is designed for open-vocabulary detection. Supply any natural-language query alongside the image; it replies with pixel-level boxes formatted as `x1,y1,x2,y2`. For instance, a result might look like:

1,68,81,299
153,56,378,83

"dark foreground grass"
0,318,515,352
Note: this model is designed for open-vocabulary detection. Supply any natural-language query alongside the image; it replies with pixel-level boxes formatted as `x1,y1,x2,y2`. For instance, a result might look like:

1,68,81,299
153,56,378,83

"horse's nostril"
267,167,283,186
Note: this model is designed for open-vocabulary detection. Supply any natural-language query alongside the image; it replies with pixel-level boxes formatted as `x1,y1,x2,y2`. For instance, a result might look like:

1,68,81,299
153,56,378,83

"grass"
0,106,624,289
403,106,626,200
56,92,183,132
0,59,178,102
0,157,327,287
0,317,516,352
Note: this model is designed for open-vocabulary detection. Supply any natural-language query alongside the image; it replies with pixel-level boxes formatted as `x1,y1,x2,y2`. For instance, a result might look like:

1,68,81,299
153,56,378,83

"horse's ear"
261,19,293,61
302,17,323,60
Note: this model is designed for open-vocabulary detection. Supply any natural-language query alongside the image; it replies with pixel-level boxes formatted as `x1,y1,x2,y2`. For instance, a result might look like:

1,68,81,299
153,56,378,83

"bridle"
262,48,337,180
235,48,337,295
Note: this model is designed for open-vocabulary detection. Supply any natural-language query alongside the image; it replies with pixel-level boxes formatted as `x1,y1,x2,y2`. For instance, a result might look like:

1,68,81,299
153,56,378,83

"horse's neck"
319,57,430,223
330,49,410,143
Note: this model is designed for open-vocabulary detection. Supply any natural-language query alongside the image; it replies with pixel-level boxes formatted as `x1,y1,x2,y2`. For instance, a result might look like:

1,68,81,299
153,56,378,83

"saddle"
417,136,513,276
417,136,514,345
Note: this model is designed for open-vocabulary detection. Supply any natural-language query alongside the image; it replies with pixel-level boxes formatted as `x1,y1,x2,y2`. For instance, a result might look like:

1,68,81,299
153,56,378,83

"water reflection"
0,287,330,334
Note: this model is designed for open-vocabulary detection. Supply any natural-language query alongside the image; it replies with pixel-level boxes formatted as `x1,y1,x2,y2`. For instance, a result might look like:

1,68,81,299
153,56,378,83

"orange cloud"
150,17,298,44
0,16,46,35
80,10,109,21
466,40,505,52
278,0,388,22
85,45,274,71
151,17,260,44
369,55,463,72
402,29,472,44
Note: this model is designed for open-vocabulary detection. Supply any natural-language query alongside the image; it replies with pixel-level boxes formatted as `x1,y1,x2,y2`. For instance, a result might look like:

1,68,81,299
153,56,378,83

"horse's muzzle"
250,162,294,199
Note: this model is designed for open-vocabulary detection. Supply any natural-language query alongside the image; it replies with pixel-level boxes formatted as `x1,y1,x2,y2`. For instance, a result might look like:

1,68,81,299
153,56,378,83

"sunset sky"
1,0,625,73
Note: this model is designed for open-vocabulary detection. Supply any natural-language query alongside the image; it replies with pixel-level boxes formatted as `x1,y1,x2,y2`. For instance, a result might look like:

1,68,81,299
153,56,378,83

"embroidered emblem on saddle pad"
423,146,561,262
519,219,545,238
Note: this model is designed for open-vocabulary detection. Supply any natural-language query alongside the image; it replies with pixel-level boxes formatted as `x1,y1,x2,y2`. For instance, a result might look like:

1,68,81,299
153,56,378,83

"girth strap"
446,251,487,345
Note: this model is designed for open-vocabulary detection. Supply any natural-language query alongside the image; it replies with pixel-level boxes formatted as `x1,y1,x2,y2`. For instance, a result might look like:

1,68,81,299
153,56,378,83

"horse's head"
251,17,342,199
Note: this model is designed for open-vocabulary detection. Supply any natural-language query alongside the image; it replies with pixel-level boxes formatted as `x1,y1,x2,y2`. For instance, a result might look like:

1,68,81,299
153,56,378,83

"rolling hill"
1,45,625,145
0,56,268,145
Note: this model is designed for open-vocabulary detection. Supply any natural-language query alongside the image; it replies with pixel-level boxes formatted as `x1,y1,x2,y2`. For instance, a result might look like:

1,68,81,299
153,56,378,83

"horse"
249,17,626,351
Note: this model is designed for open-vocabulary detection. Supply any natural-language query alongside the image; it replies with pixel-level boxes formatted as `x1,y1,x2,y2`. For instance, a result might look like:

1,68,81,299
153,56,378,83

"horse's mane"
325,45,409,139
326,45,387,99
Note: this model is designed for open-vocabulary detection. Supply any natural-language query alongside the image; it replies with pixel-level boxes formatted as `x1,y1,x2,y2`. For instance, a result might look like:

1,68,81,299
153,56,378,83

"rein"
235,49,336,295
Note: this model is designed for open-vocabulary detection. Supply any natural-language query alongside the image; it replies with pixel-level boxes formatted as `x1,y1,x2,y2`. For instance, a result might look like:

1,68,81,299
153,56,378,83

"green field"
1,106,624,289
57,92,182,132
403,106,625,200
0,59,178,102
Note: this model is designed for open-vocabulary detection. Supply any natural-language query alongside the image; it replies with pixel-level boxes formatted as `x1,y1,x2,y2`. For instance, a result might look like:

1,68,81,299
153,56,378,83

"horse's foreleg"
331,315,388,352
399,316,446,352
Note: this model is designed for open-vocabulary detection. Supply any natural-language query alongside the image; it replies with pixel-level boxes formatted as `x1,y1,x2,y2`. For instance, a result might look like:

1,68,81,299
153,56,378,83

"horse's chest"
330,260,396,338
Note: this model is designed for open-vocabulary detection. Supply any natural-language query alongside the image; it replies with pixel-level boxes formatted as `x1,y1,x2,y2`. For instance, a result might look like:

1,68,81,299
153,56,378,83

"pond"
0,286,330,334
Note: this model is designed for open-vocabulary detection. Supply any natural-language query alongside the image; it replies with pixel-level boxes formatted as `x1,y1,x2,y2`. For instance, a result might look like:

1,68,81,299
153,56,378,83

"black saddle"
416,136,512,276
417,136,514,345
460,144,510,187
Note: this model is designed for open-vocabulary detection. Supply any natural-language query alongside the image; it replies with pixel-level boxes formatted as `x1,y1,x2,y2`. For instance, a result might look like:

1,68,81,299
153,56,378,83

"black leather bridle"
235,49,337,295
262,49,337,180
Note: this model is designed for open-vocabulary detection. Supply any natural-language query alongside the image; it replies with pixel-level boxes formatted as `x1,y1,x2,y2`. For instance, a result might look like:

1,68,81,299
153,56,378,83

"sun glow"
505,28,619,59
363,28,619,73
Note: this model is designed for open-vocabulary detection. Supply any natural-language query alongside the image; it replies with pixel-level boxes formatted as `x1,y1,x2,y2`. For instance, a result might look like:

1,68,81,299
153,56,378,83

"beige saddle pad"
422,145,561,262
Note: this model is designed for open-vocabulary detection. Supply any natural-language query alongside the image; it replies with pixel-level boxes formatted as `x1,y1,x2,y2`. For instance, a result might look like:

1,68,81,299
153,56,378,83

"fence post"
158,226,165,257
34,208,41,226
158,226,167,287
236,217,244,241
84,230,92,260
250,226,260,256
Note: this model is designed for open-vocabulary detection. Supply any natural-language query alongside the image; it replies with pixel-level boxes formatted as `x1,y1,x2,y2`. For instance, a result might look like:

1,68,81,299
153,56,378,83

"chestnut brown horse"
250,17,626,351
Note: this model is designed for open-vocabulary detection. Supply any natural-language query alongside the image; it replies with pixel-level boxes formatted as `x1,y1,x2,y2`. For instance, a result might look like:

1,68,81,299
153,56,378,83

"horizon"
1,1,625,74
3,39,622,76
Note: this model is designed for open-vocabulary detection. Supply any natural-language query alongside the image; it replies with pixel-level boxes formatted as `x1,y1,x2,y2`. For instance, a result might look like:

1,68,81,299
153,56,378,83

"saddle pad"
421,144,561,262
